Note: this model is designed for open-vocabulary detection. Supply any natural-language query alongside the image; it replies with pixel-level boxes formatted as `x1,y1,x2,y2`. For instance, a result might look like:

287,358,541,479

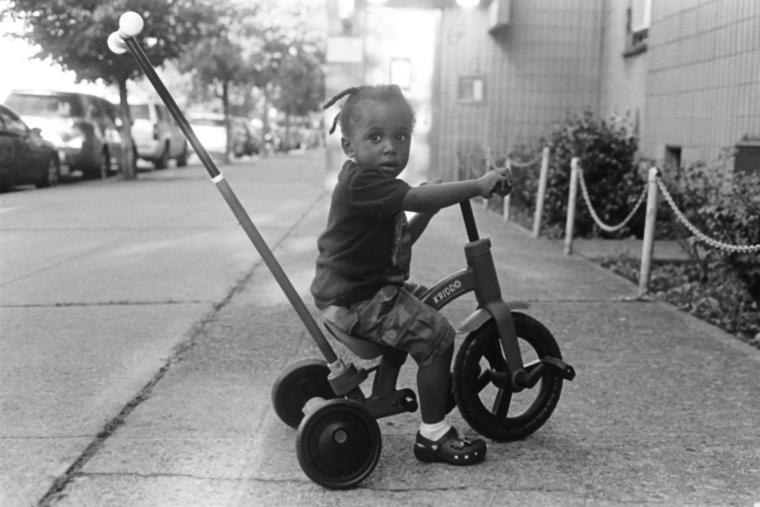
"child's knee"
416,325,455,366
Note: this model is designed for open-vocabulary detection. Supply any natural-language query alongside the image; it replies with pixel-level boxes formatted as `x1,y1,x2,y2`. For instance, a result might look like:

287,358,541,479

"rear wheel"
36,156,60,188
296,399,381,489
176,142,188,167
272,358,336,428
85,149,109,179
153,143,169,169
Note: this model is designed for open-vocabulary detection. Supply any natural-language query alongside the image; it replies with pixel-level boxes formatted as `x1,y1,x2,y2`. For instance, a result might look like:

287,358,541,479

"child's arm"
402,170,506,213
407,211,435,244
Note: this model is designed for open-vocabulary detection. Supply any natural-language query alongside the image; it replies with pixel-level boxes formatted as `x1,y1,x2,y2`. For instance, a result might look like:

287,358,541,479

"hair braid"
323,84,415,137
324,86,360,135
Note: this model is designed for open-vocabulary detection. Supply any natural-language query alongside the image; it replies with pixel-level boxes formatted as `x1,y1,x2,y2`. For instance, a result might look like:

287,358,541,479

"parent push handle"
107,12,338,364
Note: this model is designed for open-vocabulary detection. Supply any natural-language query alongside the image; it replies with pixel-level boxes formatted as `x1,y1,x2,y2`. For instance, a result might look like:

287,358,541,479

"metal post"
502,159,511,222
483,146,492,211
532,146,550,238
638,167,659,298
563,157,580,255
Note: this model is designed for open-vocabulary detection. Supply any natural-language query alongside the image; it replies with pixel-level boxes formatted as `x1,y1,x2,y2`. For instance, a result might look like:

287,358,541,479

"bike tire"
453,312,564,442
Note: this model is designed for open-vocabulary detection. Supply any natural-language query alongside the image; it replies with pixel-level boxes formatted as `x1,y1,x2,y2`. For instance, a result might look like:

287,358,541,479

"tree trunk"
117,77,137,180
222,80,231,164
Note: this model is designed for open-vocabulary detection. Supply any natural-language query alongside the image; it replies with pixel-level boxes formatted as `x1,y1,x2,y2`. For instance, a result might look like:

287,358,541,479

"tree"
3,0,226,179
181,3,325,156
246,23,324,152
178,5,257,163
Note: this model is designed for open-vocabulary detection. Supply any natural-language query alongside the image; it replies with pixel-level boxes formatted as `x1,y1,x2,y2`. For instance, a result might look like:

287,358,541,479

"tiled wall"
431,0,605,180
642,0,760,167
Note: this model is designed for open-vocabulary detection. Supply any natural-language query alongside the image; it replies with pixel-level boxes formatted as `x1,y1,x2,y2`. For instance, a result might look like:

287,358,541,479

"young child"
311,84,509,466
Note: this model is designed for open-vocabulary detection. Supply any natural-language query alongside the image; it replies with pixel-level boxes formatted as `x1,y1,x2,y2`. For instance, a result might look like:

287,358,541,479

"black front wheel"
453,312,564,442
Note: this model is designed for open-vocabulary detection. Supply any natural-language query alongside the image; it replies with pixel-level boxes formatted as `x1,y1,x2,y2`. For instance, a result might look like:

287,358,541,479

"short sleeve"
347,168,411,218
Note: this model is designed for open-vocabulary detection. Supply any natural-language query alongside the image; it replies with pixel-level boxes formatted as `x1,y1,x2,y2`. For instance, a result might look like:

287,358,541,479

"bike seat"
322,320,387,360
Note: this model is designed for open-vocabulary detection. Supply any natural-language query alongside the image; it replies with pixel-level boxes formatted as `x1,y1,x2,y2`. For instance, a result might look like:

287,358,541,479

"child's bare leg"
417,345,453,423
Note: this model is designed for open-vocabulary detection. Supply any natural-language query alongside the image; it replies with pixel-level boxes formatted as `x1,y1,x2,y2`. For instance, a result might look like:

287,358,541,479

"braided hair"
324,84,416,137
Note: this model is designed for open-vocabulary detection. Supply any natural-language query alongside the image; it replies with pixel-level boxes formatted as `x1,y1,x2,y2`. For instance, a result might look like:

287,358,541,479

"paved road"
3,150,759,506
0,153,328,506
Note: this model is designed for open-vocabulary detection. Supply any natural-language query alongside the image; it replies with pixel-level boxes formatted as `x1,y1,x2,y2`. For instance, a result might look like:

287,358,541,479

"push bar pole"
108,15,338,364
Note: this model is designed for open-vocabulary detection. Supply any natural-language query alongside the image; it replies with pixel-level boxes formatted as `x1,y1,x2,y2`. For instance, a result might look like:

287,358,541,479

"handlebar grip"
493,179,512,197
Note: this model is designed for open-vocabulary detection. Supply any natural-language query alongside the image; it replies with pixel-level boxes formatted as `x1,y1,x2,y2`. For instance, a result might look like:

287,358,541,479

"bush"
509,111,644,239
658,156,760,307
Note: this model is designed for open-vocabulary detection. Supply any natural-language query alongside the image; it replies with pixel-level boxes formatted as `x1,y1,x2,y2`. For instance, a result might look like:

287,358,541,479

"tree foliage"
179,1,325,154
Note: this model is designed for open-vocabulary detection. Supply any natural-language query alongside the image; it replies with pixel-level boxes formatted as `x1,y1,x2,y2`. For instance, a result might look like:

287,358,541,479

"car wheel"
154,143,169,169
177,142,188,167
86,150,109,179
36,156,60,188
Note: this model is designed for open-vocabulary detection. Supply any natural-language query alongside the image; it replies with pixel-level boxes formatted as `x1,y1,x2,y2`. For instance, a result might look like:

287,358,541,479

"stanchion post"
563,157,580,255
638,167,659,298
532,146,549,238
503,159,511,222
482,146,492,211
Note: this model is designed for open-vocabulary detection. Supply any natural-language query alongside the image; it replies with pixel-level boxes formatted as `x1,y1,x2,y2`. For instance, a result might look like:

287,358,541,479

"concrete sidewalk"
55,179,760,505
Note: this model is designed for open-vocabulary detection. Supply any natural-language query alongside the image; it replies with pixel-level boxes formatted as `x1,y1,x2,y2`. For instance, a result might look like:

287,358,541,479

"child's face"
341,98,412,176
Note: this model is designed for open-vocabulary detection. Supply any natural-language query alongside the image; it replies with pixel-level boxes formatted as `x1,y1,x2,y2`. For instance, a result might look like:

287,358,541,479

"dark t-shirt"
311,160,412,309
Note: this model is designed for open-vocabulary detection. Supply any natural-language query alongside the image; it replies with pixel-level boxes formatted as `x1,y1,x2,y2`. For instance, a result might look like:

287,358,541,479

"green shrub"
659,157,760,306
509,111,643,239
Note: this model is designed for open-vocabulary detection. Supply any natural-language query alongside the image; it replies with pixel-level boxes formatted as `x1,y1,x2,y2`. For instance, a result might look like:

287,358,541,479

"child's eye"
369,134,382,143
396,134,409,142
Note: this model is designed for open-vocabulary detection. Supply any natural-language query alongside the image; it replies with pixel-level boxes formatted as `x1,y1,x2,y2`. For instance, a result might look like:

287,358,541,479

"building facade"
327,0,759,179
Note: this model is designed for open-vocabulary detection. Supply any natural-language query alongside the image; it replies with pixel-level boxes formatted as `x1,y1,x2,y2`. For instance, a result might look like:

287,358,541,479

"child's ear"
341,137,354,157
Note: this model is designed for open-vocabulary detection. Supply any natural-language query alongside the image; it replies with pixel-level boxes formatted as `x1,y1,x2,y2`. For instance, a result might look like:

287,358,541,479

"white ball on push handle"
118,11,144,38
107,31,127,55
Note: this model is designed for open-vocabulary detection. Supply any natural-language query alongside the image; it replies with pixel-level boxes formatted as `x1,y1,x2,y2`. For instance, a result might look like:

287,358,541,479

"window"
625,0,651,56
735,140,760,174
458,76,485,104
0,108,28,136
664,145,682,172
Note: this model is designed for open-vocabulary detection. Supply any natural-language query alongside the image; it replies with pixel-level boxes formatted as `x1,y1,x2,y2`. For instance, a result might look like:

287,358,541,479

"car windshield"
5,93,83,118
130,104,150,120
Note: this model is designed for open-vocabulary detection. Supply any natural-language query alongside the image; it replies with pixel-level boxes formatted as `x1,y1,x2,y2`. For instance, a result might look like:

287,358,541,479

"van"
130,100,188,169
4,89,123,179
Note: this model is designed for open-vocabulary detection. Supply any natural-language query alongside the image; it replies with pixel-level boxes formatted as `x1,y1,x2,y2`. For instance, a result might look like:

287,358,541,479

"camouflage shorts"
323,283,455,365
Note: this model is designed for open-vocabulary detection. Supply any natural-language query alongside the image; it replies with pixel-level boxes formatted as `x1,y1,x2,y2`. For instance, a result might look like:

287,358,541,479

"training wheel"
271,358,336,428
296,399,381,489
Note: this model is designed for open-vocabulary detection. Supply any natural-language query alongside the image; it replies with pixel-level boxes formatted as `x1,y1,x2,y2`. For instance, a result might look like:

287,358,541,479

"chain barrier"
577,168,647,233
655,177,760,253
506,155,542,169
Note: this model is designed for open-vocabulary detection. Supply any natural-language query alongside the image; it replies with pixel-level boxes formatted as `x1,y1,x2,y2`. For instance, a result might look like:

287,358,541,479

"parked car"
187,112,227,157
4,89,123,179
231,117,260,157
187,112,261,159
130,99,188,169
0,104,60,191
